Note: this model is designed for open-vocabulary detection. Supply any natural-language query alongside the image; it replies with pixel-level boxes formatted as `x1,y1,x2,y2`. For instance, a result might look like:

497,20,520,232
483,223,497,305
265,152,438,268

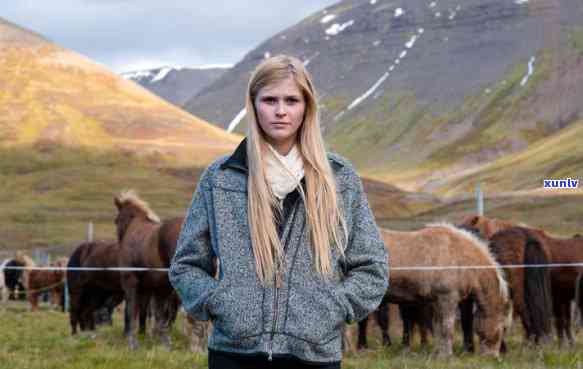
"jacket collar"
220,138,344,174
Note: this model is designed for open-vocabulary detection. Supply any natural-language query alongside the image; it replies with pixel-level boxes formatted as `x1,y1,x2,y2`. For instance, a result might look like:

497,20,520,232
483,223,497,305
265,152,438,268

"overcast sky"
1,0,338,73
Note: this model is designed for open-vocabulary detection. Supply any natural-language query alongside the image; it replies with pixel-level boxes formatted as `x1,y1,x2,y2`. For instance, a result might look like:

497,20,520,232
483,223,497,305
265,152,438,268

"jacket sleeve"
336,172,389,324
169,167,218,321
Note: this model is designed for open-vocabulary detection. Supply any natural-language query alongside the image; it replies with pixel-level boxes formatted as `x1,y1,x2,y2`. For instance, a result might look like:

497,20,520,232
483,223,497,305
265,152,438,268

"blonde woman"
170,55,388,369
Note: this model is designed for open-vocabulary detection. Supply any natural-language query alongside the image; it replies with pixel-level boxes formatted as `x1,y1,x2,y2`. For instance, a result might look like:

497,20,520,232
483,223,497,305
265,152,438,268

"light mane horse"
114,190,182,350
382,223,511,356
14,252,35,293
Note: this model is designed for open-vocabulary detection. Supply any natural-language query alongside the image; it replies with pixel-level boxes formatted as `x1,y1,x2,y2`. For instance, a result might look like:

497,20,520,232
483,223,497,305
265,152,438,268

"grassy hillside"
326,26,583,197
0,144,442,252
0,145,205,251
0,19,241,251
0,45,238,165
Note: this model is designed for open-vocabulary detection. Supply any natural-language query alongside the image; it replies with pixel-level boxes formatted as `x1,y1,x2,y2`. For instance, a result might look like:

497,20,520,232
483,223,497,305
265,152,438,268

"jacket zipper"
268,270,280,361
268,198,299,361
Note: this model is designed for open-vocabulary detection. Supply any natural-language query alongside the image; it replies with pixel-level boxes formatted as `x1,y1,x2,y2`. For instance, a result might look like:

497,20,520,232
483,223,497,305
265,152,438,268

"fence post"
476,183,484,216
87,222,94,242
64,278,69,312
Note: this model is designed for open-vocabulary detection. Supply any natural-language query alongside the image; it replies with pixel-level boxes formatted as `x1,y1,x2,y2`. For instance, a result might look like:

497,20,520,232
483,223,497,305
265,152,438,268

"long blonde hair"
246,54,347,285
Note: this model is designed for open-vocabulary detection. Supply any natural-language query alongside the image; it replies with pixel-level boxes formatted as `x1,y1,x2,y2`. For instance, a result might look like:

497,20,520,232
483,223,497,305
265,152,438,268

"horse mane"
116,190,161,223
427,222,509,300
52,257,68,268
14,251,36,267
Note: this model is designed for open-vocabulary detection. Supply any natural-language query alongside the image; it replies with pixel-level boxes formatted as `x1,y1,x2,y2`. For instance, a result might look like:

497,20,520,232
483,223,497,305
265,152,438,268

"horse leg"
557,298,573,346
419,304,432,348
122,274,140,350
68,291,83,335
433,296,457,357
152,292,172,349
188,315,211,353
376,301,391,346
138,294,150,335
459,298,475,353
357,314,369,350
399,305,413,347
29,291,39,312
564,301,575,346
553,295,565,346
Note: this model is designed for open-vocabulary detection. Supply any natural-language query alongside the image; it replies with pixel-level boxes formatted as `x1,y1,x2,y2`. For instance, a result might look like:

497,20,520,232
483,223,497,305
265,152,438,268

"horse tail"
523,236,553,341
575,271,583,329
67,243,85,281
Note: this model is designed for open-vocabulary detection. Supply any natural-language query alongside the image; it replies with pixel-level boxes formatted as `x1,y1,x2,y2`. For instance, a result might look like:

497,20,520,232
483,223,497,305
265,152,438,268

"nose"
275,102,286,117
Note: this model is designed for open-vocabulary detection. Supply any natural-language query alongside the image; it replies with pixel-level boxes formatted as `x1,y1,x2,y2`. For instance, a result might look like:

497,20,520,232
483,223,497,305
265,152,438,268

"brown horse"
362,223,511,356
460,216,556,343
26,257,68,312
459,215,519,239
491,226,583,346
114,190,182,350
67,240,126,335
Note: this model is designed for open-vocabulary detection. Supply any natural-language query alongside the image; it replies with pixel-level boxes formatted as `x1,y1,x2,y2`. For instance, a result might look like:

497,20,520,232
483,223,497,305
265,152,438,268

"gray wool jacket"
169,140,389,364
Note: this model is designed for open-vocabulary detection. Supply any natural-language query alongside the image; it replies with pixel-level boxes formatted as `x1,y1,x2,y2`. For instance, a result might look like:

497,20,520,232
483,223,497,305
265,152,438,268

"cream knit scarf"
265,144,305,200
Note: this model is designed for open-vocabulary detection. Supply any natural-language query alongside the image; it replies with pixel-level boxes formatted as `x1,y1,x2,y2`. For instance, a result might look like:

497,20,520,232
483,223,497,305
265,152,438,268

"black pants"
208,349,341,369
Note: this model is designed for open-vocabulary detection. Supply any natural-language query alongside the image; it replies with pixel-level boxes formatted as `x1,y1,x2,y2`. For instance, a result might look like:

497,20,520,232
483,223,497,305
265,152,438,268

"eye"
285,97,300,104
261,96,277,104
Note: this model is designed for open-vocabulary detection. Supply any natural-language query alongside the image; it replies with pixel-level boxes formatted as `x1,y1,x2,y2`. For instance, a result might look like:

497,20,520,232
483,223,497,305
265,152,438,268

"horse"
459,215,517,240
4,258,26,300
458,215,551,347
67,240,126,335
492,226,583,346
26,257,68,312
0,259,9,302
360,223,511,357
114,190,182,350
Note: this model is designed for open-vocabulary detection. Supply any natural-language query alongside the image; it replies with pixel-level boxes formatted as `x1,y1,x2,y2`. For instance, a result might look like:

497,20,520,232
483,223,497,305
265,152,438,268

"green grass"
2,301,583,369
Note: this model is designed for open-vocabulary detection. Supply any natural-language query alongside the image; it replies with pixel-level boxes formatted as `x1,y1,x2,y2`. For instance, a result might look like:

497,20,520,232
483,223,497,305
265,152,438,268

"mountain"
121,65,229,106
0,17,239,249
183,0,583,195
0,17,238,165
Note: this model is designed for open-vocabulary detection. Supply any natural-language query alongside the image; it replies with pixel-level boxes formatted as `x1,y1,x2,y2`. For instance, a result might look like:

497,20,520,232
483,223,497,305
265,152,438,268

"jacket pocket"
206,285,263,339
285,282,347,345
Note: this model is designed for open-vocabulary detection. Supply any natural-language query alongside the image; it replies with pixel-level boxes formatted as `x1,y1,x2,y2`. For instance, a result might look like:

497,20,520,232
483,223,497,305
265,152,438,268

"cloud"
1,0,337,72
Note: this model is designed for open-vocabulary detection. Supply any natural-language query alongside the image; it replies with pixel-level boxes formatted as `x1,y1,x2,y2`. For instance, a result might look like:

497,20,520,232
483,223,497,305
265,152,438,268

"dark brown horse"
492,226,583,346
2,258,26,301
487,227,554,343
459,215,554,346
114,190,182,350
67,240,125,335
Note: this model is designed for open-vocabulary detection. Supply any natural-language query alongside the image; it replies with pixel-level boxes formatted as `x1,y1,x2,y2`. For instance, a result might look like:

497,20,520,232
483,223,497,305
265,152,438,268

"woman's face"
254,77,306,155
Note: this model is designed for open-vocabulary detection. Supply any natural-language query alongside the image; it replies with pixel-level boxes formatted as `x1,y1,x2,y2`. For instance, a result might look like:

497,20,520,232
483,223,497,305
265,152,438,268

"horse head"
475,280,511,357
114,190,161,243
458,215,487,239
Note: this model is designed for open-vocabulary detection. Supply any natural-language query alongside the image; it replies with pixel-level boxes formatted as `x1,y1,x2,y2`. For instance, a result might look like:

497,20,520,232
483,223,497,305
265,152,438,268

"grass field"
2,301,583,369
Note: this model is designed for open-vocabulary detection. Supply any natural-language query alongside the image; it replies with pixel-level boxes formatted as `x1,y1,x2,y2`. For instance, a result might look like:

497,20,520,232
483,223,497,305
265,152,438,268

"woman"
170,55,388,369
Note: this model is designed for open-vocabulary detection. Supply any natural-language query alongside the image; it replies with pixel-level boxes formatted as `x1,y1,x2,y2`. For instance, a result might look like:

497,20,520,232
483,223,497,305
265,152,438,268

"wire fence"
2,263,583,272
